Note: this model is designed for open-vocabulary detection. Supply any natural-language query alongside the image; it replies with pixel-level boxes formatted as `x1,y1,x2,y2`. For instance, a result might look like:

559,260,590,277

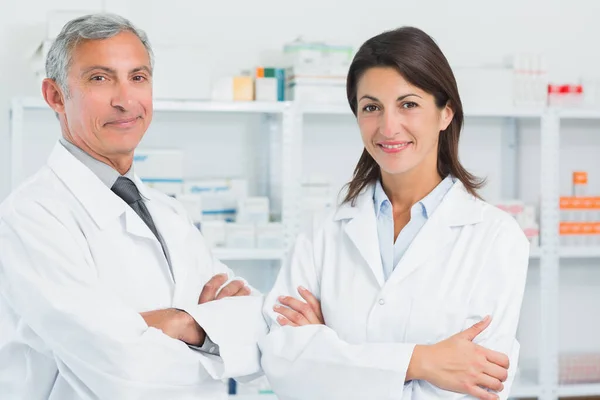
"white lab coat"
260,180,529,400
0,143,267,400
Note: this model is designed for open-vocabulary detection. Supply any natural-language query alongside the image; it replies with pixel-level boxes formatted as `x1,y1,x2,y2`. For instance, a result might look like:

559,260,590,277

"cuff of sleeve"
188,334,221,355
184,296,267,379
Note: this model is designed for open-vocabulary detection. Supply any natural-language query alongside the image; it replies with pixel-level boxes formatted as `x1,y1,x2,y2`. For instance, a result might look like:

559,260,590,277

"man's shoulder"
0,166,70,222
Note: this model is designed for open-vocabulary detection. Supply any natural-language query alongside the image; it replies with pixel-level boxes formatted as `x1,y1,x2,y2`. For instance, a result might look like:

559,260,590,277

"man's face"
61,31,153,161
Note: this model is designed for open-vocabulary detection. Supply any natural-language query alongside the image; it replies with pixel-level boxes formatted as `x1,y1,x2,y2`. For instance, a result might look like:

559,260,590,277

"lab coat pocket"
404,296,468,345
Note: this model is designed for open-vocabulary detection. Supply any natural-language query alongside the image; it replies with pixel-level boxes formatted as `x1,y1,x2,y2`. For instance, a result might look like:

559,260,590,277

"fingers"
278,295,321,324
484,360,509,383
483,347,510,370
459,315,491,341
467,385,499,400
232,285,251,297
198,273,229,304
215,279,249,300
298,286,323,321
477,372,504,393
276,315,298,327
273,303,309,326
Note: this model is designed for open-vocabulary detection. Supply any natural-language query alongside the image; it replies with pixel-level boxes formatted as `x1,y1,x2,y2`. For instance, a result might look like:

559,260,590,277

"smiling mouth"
378,142,412,149
105,117,140,126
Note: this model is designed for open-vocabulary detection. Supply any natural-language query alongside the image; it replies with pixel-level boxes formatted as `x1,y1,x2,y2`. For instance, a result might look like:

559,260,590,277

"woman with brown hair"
260,27,529,400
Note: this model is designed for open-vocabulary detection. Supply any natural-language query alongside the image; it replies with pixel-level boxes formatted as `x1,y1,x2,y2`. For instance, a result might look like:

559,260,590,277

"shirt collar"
59,137,137,189
419,175,455,218
372,175,455,219
373,179,391,218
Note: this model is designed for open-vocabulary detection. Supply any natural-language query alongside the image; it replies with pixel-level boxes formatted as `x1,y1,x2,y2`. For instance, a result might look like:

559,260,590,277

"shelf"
300,104,544,118
302,104,352,115
560,247,600,259
153,100,288,114
465,108,544,119
527,247,600,259
557,108,600,120
10,97,543,118
12,97,288,114
558,383,600,397
212,248,285,261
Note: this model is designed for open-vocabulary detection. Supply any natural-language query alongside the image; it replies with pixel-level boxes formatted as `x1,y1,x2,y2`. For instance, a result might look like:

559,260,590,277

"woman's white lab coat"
260,180,529,400
0,143,266,400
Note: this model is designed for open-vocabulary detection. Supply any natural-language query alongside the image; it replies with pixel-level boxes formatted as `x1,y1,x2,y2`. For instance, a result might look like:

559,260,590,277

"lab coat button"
378,298,385,305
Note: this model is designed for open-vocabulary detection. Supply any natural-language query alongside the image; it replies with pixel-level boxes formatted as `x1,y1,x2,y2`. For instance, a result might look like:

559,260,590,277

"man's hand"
141,308,205,346
273,286,324,326
198,273,251,304
407,316,509,400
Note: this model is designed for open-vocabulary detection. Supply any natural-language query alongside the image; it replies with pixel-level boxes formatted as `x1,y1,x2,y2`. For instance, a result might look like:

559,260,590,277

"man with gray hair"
0,13,266,400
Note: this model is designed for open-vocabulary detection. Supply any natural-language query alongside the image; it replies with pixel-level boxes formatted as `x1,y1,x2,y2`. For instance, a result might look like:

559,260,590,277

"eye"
90,75,106,82
402,101,418,109
132,75,147,82
362,104,380,113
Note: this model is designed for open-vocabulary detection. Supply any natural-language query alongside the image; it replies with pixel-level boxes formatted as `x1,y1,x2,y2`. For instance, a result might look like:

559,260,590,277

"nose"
111,81,134,111
379,109,402,138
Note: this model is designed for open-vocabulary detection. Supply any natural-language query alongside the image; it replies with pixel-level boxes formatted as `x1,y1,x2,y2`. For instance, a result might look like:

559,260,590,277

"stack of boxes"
283,40,353,105
211,68,286,102
255,67,286,102
559,172,600,247
132,149,282,250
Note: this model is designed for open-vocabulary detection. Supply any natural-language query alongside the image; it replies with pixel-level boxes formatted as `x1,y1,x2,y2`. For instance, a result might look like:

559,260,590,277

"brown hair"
343,26,484,204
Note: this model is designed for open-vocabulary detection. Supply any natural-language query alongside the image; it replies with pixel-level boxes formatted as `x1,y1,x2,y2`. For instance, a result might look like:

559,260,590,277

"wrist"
174,309,194,340
407,344,431,381
177,309,206,346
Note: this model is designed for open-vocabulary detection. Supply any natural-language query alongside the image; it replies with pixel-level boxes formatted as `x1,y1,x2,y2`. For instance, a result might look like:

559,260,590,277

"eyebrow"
359,93,422,102
81,65,152,77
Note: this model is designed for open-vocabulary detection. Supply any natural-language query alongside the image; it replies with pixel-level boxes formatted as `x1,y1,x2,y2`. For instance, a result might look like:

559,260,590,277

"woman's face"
356,67,453,180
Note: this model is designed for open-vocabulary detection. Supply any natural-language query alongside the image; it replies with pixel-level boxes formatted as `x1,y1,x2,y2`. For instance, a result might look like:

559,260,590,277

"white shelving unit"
558,383,600,397
9,98,600,400
9,97,297,266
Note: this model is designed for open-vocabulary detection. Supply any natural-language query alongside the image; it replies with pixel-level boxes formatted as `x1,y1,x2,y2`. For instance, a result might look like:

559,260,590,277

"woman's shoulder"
476,198,529,244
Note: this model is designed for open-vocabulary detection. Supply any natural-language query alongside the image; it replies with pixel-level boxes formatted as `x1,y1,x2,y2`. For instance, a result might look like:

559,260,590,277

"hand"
273,286,324,327
408,316,509,400
198,273,251,304
141,308,205,346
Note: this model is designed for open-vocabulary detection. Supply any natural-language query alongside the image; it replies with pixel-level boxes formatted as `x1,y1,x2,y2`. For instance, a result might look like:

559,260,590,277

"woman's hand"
408,316,509,400
273,286,324,326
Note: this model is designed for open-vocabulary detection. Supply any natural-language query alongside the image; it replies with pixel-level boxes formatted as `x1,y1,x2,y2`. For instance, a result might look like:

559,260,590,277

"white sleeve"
183,259,267,380
180,223,268,381
0,201,228,399
409,220,530,399
259,232,416,400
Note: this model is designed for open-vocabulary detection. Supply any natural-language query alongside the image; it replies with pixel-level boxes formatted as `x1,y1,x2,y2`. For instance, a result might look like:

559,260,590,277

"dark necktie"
111,177,172,270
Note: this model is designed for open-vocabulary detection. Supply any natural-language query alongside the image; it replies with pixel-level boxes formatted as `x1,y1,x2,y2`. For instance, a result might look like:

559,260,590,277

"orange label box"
572,171,588,185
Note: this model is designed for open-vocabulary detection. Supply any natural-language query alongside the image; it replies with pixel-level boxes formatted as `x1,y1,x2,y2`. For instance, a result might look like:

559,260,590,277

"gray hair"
45,13,154,96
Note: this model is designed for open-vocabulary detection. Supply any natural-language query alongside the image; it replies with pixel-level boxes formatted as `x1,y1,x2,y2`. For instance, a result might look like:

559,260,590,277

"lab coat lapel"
48,142,159,243
388,180,483,285
336,187,385,287
48,142,127,228
149,203,190,293
134,177,190,292
387,204,453,285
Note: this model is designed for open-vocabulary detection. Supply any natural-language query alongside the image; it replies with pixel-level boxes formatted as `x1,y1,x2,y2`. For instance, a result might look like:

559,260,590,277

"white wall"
2,0,600,378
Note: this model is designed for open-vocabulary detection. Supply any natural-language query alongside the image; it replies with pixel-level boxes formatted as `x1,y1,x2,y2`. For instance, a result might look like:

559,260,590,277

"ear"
42,78,67,114
439,102,454,131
